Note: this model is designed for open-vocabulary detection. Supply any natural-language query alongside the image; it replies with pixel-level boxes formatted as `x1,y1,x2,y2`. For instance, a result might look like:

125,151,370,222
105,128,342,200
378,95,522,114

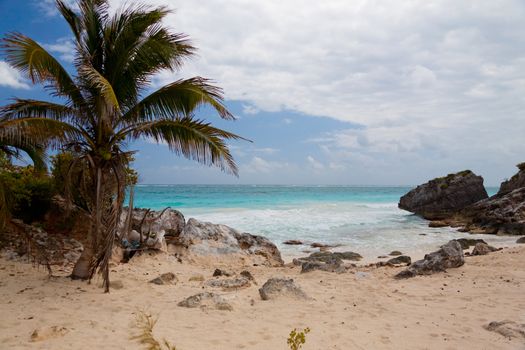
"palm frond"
126,118,243,175
1,33,86,107
1,99,78,124
56,0,82,42
122,77,234,125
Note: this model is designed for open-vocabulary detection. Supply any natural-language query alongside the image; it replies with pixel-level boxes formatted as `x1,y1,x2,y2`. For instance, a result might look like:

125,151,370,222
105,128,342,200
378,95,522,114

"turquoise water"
129,185,507,259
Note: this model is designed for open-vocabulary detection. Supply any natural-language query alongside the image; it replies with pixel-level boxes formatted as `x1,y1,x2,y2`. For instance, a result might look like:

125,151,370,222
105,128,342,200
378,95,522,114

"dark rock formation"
213,269,233,277
177,292,232,310
283,240,303,245
307,251,362,262
498,163,525,195
517,237,525,244
471,242,498,256
259,278,308,300
484,320,525,340
428,220,448,228
395,240,464,279
300,257,345,273
240,270,255,281
180,219,284,266
149,272,177,285
399,170,488,220
386,255,411,265
389,250,403,256
455,187,525,235
456,238,487,250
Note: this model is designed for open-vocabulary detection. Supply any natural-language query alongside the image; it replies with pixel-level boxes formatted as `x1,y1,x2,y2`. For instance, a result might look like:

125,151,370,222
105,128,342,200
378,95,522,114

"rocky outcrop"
456,238,487,250
399,170,488,220
517,237,525,244
300,257,345,273
395,240,464,279
498,163,525,195
259,278,308,300
149,272,177,285
206,277,251,290
454,187,525,235
179,218,284,266
386,255,411,265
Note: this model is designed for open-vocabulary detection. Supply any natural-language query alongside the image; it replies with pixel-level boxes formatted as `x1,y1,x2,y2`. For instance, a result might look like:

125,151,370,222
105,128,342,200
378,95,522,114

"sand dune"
0,246,524,349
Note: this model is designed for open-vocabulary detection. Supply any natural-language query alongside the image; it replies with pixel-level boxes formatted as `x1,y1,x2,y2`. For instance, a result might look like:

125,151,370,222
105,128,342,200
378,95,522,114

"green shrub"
287,327,310,350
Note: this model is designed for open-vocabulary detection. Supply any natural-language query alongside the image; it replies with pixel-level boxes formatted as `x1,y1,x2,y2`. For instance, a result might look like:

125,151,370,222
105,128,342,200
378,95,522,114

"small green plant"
287,327,310,350
131,311,177,350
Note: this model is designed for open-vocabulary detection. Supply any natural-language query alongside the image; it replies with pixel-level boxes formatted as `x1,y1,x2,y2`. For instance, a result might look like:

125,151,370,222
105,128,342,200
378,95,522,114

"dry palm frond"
131,311,176,350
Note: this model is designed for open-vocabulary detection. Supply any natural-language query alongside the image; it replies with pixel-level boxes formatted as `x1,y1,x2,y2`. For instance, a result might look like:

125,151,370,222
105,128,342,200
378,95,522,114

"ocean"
129,185,515,260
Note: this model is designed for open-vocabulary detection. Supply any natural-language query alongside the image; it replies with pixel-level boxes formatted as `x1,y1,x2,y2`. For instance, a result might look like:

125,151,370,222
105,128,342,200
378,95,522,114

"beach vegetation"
132,311,177,350
0,0,242,291
287,327,310,350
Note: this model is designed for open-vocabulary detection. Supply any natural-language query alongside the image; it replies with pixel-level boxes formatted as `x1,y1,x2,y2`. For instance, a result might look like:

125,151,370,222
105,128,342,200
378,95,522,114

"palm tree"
1,0,242,291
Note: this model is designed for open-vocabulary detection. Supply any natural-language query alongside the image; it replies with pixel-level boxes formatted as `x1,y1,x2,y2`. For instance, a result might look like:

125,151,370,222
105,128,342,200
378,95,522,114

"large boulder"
395,240,464,279
258,278,308,300
456,187,525,235
498,162,525,195
399,170,488,220
178,218,284,266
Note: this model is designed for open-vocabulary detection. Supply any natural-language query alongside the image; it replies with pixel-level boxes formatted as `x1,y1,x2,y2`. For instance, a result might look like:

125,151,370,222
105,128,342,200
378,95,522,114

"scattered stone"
516,237,525,244
240,270,255,281
283,240,303,245
177,292,232,311
389,251,403,256
206,277,251,290
259,278,308,300
395,240,464,279
471,243,498,256
377,255,388,259
30,326,68,342
149,272,177,285
308,251,362,262
213,269,233,277
386,255,411,265
456,238,487,250
399,170,488,220
428,220,449,228
484,320,525,340
188,274,205,282
301,257,345,274
310,242,340,249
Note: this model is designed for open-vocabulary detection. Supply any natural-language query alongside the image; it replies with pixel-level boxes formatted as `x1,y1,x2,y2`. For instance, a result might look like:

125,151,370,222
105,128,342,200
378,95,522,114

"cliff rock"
399,170,488,219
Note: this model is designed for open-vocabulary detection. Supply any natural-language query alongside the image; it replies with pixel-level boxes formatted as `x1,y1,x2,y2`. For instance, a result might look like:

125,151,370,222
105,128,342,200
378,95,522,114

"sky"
0,0,524,186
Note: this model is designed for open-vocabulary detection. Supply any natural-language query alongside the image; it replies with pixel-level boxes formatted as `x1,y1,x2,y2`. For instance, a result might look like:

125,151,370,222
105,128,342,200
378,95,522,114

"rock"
308,251,362,262
206,277,251,290
389,251,403,256
311,242,341,249
428,220,449,228
456,238,487,250
398,170,488,220
30,326,68,342
240,270,255,281
301,257,345,273
471,243,498,256
456,187,525,235
386,255,411,265
213,269,233,277
498,163,525,195
188,274,205,282
180,218,283,266
283,240,303,245
484,320,525,340
259,278,308,300
395,240,464,279
377,255,388,259
149,272,177,285
177,292,233,311
517,237,525,244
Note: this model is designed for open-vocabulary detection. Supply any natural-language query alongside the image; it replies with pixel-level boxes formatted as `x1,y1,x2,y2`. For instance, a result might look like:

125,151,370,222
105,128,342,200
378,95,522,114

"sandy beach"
0,244,523,350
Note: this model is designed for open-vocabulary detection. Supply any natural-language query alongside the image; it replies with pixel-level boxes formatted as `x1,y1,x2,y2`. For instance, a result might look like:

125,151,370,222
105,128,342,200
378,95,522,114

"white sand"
0,246,524,349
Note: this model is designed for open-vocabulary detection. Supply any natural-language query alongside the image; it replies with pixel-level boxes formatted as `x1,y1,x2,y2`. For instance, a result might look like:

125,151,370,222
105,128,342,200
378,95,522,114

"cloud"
307,155,324,171
0,61,30,90
243,156,291,174
44,38,76,63
242,104,259,115
37,0,77,16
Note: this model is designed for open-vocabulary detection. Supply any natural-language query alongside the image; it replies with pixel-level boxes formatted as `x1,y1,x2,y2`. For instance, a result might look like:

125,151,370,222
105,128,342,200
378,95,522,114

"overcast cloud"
32,1,525,184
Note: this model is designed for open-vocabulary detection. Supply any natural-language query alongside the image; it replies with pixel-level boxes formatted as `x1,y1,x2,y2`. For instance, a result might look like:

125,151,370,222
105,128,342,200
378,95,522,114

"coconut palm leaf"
122,78,234,125
126,118,243,175
1,33,86,108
